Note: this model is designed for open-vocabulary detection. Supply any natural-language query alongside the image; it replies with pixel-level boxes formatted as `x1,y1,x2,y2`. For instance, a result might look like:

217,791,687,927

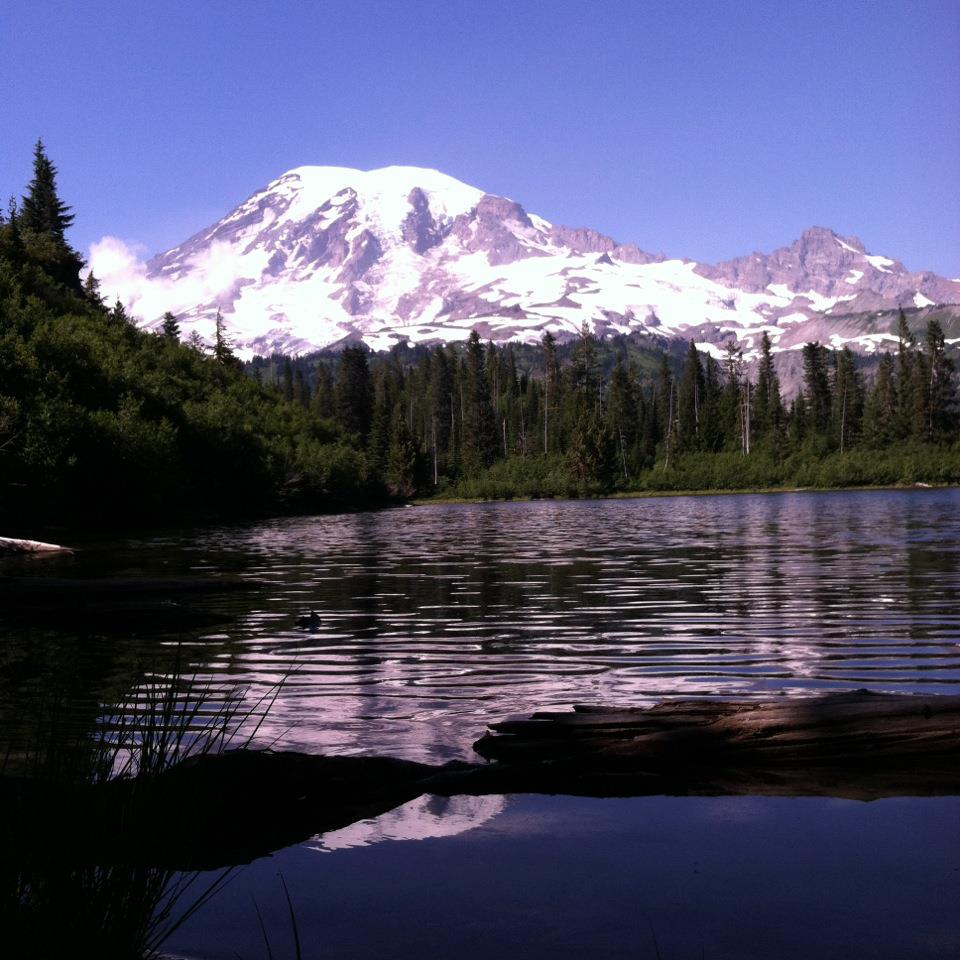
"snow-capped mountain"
91,165,960,360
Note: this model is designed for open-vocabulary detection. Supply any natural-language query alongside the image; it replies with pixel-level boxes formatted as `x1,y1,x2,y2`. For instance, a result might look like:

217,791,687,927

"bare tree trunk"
840,386,847,454
544,376,549,455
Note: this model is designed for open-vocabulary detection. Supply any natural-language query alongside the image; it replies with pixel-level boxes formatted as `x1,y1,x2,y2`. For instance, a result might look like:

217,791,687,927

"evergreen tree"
541,330,561,454
21,140,75,241
160,311,181,339
802,342,831,438
19,140,83,290
213,309,238,365
311,364,335,418
863,353,896,447
427,346,454,482
923,319,957,443
894,309,915,440
461,330,496,470
654,353,676,466
831,347,862,453
606,354,637,479
294,368,311,408
335,345,374,439
385,410,418,497
567,409,614,486
677,340,704,451
699,355,723,453
570,322,599,407
719,341,743,451
753,331,782,445
83,271,106,311
112,298,131,325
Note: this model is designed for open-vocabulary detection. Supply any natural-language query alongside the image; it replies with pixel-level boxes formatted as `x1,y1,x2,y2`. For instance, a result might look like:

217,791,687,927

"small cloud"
88,236,151,313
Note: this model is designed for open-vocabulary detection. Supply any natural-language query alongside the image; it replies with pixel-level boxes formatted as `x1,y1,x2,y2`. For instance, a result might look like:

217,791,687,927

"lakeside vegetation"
1,144,958,533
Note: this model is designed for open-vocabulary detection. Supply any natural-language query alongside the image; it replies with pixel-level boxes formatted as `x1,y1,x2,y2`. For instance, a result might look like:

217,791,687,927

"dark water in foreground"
4,489,960,958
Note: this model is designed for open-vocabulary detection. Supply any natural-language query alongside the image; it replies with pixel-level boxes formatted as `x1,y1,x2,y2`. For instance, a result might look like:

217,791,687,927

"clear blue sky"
3,0,958,275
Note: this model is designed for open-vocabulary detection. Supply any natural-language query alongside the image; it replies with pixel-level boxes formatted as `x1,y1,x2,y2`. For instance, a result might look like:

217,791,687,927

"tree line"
2,143,958,532
253,309,959,499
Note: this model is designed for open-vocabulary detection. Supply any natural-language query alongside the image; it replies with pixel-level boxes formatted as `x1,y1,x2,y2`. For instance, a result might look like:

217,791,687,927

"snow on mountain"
89,165,960,361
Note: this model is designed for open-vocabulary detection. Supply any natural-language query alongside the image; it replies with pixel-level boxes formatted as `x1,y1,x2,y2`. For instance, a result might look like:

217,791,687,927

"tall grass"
2,647,291,959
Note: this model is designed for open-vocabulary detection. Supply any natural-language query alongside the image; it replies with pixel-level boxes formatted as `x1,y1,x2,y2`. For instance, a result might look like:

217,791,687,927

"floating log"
0,536,72,556
472,690,960,767
4,691,959,870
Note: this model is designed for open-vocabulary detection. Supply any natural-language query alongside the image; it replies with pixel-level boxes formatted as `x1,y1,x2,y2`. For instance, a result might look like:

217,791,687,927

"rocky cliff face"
92,165,960,363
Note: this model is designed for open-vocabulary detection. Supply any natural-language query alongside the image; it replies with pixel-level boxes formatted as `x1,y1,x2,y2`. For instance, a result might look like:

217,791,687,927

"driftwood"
473,689,960,766
0,536,72,556
4,691,960,870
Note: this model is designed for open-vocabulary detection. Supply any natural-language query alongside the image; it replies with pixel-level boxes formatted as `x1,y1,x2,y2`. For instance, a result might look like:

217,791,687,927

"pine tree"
802,342,831,439
112,298,131,325
606,354,637,479
213,309,237,365
21,140,75,242
461,330,496,471
385,410,418,497
335,345,374,439
753,331,783,445
311,364,335,418
654,353,676,466
541,330,561,454
894,309,915,440
923,319,957,443
831,347,862,453
427,346,454,482
699,355,723,453
677,340,704,451
82,271,106,311
719,341,743,451
863,353,896,447
160,311,181,339
570,322,599,406
19,141,83,291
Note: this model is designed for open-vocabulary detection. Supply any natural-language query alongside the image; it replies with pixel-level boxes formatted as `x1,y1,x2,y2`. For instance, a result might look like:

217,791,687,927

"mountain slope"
91,165,960,359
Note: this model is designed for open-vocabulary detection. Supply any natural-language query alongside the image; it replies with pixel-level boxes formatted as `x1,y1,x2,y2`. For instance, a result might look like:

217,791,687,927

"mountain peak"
797,225,865,255
91,163,960,361
268,164,486,225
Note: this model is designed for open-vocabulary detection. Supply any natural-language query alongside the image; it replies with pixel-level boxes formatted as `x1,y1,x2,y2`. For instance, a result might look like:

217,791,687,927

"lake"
4,488,960,958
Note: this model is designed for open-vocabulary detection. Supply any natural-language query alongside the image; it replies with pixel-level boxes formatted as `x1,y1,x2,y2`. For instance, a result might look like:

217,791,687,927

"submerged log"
4,691,960,870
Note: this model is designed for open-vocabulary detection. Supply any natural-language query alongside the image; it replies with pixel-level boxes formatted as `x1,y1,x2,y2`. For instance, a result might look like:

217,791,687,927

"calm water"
4,489,960,958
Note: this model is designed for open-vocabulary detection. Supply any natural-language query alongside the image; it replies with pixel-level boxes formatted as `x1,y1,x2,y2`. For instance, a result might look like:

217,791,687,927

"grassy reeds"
2,646,291,959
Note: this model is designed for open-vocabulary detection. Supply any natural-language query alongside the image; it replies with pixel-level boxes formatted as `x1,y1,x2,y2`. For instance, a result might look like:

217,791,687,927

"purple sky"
2,0,958,275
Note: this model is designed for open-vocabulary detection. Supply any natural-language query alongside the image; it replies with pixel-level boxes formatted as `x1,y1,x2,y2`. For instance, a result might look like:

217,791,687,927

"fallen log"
472,689,960,767
4,691,959,870
0,536,72,556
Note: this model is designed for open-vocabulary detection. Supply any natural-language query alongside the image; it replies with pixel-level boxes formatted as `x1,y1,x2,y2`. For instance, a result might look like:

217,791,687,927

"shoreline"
415,480,956,507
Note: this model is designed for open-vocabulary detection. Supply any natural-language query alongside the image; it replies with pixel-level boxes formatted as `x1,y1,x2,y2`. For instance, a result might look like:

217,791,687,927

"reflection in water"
309,794,508,852
3,490,958,765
